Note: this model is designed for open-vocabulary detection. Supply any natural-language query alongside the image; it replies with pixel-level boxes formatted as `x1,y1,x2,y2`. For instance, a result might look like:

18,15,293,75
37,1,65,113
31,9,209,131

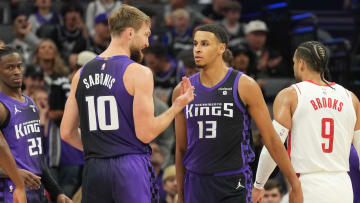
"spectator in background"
231,44,256,76
33,39,69,90
144,43,182,105
39,3,88,66
73,13,110,55
69,51,97,80
202,0,230,21
164,0,213,27
8,11,40,65
162,9,193,58
22,64,44,96
263,179,283,203
150,143,167,201
178,50,199,77
28,0,61,36
86,0,122,37
138,6,167,45
160,165,178,203
245,20,287,78
220,1,245,50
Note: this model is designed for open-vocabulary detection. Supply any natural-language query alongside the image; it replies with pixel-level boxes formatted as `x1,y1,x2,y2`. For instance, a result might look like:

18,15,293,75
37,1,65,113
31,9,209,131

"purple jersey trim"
197,68,233,92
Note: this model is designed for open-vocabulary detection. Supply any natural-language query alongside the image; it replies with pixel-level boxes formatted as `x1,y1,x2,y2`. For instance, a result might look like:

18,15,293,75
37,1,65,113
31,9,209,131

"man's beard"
130,47,143,63
196,64,205,69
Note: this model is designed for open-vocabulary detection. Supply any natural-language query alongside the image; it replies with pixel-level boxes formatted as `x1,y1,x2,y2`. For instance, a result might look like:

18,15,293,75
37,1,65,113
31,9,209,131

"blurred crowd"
0,0,358,202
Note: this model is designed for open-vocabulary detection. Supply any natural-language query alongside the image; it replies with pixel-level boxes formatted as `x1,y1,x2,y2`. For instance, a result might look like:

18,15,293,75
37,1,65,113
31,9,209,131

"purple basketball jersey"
0,92,43,175
76,55,150,159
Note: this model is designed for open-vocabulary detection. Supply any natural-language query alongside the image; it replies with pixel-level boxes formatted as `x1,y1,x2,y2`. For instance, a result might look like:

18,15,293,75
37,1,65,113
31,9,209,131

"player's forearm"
263,131,300,188
61,128,83,151
137,106,178,143
0,139,24,188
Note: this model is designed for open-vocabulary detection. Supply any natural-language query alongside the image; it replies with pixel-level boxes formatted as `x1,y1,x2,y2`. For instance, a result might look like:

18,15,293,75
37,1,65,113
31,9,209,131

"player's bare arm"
172,83,188,203
252,87,297,203
128,63,194,143
0,102,26,203
237,75,303,203
60,69,83,151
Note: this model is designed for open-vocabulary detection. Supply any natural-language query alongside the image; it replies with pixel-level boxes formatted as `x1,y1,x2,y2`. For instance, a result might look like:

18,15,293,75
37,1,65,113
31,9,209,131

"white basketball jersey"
290,80,356,173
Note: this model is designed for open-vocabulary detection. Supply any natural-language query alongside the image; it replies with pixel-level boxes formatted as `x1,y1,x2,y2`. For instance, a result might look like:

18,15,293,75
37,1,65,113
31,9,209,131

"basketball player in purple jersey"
0,45,71,203
0,46,26,203
172,24,303,203
60,5,194,203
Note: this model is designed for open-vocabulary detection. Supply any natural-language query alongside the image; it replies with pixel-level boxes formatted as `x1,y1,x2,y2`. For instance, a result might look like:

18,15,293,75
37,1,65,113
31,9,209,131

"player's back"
75,55,149,159
290,80,356,173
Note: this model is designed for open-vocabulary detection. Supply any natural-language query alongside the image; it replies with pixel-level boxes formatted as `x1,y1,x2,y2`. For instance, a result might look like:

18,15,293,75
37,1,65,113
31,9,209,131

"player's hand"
13,187,27,203
252,187,265,203
289,181,303,203
174,77,194,112
57,194,73,203
18,169,41,190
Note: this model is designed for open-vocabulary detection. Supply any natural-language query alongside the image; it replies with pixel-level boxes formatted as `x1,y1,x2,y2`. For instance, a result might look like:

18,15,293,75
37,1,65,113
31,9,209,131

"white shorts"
299,171,353,203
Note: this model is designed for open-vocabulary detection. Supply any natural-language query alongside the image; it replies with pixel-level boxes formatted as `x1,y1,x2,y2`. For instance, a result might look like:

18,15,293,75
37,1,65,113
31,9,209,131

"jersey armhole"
233,72,247,113
0,102,10,130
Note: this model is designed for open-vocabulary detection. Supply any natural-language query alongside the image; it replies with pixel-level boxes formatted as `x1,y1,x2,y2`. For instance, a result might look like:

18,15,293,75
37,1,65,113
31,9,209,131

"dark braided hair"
0,45,18,62
295,41,333,88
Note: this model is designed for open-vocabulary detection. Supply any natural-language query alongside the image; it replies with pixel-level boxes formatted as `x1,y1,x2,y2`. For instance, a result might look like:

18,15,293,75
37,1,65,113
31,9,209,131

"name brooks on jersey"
15,120,40,140
83,73,116,90
310,97,344,112
186,103,234,119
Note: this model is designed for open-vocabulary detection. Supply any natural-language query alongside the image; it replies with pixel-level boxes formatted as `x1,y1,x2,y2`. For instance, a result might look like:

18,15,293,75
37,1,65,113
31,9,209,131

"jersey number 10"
86,96,119,131
321,118,334,153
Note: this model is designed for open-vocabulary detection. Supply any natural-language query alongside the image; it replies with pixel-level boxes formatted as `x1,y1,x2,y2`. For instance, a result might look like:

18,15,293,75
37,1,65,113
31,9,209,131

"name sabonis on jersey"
310,97,343,112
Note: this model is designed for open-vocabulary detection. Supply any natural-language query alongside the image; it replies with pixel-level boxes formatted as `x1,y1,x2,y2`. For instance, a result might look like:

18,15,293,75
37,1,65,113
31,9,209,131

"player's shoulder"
237,73,258,89
126,63,153,78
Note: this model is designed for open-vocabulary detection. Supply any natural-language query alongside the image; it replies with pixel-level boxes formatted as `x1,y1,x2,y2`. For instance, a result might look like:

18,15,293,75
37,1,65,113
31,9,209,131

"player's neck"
302,73,328,86
0,86,23,101
200,59,228,88
100,39,130,58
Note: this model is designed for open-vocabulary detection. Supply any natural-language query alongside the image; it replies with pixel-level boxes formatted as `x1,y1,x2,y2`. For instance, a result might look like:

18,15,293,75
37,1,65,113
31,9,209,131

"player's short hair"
295,41,331,86
0,45,18,62
264,179,282,192
108,4,151,36
194,24,229,46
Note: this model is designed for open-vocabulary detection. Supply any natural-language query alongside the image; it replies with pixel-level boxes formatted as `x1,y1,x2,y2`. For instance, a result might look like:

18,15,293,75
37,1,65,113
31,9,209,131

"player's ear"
218,43,226,55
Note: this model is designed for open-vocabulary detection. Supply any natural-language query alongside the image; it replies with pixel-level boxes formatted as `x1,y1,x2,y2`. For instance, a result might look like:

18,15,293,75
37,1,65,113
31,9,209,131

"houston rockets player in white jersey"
252,41,360,203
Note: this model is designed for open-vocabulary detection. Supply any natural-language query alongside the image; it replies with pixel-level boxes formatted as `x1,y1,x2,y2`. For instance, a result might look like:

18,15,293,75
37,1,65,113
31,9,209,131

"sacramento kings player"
173,24,302,203
0,45,70,203
60,5,194,203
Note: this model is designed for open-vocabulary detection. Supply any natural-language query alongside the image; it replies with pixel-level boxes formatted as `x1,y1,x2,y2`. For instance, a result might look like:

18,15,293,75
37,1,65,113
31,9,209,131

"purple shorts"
184,166,252,203
82,154,159,203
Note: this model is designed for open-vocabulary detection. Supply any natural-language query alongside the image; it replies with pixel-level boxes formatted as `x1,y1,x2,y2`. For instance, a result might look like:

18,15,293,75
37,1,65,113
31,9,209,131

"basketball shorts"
184,165,252,203
299,171,353,203
0,178,47,203
82,153,159,203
